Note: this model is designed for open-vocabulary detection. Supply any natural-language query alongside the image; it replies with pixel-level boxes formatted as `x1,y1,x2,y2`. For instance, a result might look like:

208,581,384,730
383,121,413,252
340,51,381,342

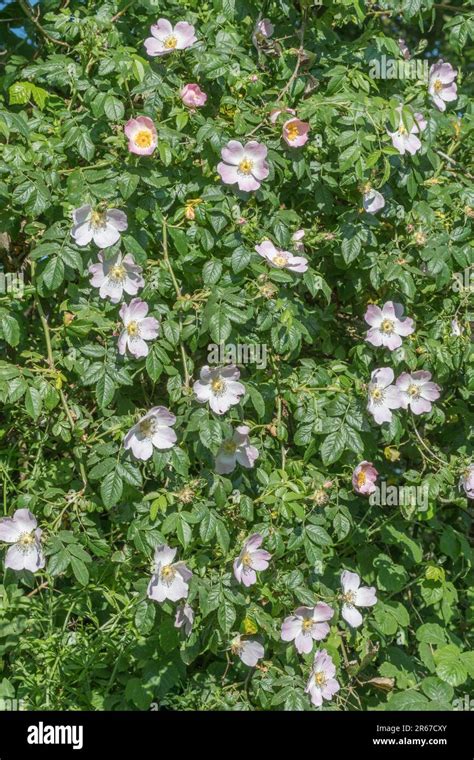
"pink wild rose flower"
217,140,269,192
180,83,207,108
255,239,308,273
147,545,192,603
362,187,385,214
459,464,474,500
281,603,334,655
396,371,441,415
88,251,144,304
367,367,403,425
124,406,177,460
0,509,45,573
305,649,340,707
145,18,196,57
428,60,457,112
231,636,264,666
193,365,245,415
124,116,157,156
282,118,310,147
340,570,377,628
352,461,378,495
71,205,128,248
215,425,259,475
364,301,415,351
388,107,426,156
233,533,271,587
118,298,159,359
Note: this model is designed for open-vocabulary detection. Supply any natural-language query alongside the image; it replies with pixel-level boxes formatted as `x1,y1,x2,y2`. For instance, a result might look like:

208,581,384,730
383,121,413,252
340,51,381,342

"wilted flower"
71,205,128,248
269,106,296,124
147,545,192,603
217,140,269,192
398,38,410,60
364,301,415,351
180,83,207,108
292,229,305,253
144,18,196,56
388,107,426,156
193,365,245,415
88,251,144,304
215,425,259,475
255,239,308,273
231,635,264,666
362,187,385,214
255,18,274,38
118,298,159,359
124,406,177,460
352,461,378,495
233,533,271,587
174,602,194,635
367,367,403,425
459,464,474,499
282,117,310,148
0,509,45,573
428,60,457,112
414,230,427,246
340,570,377,628
281,604,334,654
305,649,340,707
396,371,441,415
451,318,463,336
124,116,157,156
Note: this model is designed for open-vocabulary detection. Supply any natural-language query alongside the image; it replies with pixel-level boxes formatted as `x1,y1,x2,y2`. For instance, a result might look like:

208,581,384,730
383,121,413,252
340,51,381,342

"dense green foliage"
0,0,472,711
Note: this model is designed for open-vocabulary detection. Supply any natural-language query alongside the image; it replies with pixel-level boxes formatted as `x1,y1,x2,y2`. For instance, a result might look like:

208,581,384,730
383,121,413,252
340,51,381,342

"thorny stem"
32,262,87,487
410,413,447,467
19,0,69,48
162,218,191,390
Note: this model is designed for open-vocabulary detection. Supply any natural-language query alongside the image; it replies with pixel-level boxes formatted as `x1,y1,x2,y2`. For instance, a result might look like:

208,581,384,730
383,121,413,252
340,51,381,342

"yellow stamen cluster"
164,35,178,49
238,158,253,175
134,129,153,148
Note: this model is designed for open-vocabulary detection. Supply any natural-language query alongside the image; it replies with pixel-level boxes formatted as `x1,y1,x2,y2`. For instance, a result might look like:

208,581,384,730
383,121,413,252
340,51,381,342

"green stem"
162,218,191,390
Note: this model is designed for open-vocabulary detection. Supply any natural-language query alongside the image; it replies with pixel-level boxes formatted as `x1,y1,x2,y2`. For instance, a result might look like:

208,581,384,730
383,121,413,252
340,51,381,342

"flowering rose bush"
0,0,472,713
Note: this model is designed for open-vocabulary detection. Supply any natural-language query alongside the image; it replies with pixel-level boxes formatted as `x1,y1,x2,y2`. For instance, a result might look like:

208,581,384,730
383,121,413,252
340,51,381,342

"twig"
18,0,69,48
162,219,191,390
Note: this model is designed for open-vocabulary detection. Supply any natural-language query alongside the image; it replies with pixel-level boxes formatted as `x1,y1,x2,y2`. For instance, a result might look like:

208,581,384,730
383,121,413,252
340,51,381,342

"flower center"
134,129,153,148
160,564,176,584
222,440,237,454
231,638,242,655
371,387,383,401
434,79,443,93
398,125,407,135
164,35,178,49
357,471,366,487
344,590,356,605
273,254,288,267
126,320,140,337
381,319,394,334
211,378,226,396
286,123,300,141
238,158,253,175
18,531,35,551
91,210,106,229
315,671,327,686
139,418,156,438
302,619,313,632
408,384,420,398
110,264,126,282
242,551,252,567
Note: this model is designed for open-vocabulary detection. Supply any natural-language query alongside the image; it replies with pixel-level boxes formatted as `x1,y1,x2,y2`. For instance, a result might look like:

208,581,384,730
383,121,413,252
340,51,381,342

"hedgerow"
0,0,473,711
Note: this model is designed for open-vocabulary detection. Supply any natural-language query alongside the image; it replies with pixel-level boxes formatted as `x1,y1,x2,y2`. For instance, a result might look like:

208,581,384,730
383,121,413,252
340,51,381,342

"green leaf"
100,469,123,508
104,94,125,121
217,598,236,633
24,386,43,420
